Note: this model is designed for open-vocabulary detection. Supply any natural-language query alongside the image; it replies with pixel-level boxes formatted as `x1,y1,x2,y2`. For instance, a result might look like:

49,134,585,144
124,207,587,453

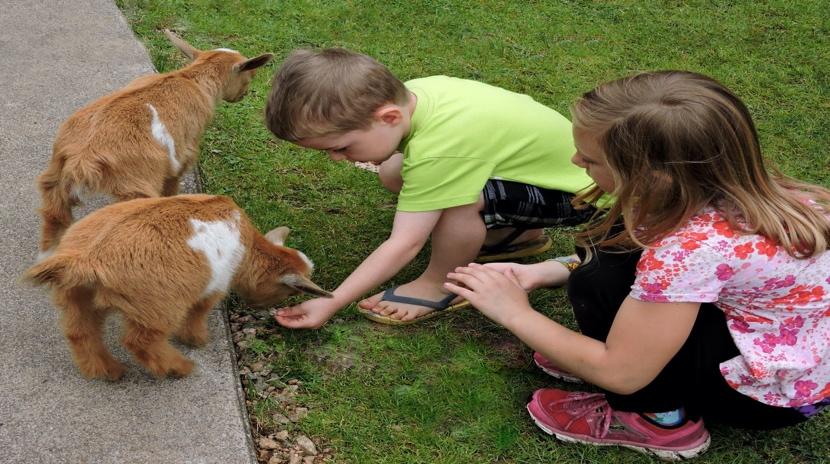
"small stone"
303,457,315,464
250,361,266,371
243,327,257,336
236,340,250,349
288,407,308,422
258,449,271,461
288,452,302,464
267,377,287,388
295,435,317,455
258,436,280,450
284,384,299,394
268,454,285,464
272,413,291,425
287,378,300,385
274,430,290,441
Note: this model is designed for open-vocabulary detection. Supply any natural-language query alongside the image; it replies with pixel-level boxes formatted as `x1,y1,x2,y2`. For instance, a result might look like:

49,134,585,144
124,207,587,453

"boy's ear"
375,105,403,126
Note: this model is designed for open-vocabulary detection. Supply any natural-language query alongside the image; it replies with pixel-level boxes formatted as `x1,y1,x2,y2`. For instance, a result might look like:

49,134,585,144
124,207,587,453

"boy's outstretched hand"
445,263,534,327
273,297,339,329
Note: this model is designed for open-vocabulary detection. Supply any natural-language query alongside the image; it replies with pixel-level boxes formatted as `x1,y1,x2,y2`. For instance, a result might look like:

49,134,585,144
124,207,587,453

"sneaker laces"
549,392,612,437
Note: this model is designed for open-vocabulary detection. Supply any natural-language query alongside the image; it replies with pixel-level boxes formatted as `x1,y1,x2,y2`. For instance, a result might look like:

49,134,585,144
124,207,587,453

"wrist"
549,255,581,272
499,303,537,331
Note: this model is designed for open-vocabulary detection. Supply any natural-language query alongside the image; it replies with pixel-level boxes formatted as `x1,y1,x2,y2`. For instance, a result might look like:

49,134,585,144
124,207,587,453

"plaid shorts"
481,179,595,230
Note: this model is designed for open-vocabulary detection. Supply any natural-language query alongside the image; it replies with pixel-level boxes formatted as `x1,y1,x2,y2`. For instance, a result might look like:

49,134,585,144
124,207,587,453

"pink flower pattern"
630,207,830,408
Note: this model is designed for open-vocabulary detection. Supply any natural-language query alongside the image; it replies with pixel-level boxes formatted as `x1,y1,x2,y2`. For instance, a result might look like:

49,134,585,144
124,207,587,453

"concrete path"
0,1,256,463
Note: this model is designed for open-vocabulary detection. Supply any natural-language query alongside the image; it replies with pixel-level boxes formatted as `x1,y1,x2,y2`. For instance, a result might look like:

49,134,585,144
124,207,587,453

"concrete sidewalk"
0,1,256,463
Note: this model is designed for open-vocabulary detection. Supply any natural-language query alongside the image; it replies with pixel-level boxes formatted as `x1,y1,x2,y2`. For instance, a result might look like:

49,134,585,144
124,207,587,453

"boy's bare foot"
359,278,464,322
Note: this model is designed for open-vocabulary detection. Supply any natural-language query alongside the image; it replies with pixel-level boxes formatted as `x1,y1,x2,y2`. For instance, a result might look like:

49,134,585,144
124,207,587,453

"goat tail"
23,254,95,289
37,152,75,252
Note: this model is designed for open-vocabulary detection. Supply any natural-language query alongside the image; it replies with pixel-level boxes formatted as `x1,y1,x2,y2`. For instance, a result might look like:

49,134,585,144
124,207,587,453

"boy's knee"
379,152,404,193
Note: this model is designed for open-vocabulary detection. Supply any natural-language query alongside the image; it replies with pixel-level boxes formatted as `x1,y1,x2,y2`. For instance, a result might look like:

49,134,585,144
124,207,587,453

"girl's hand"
445,263,535,327
480,260,571,291
479,262,539,291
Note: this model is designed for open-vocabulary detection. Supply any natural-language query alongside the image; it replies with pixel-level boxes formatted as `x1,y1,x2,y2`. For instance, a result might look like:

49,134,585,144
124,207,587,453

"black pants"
567,245,807,430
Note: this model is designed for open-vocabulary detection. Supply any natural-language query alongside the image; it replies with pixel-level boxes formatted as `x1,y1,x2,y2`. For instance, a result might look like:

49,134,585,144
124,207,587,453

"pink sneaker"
527,388,710,461
533,352,582,383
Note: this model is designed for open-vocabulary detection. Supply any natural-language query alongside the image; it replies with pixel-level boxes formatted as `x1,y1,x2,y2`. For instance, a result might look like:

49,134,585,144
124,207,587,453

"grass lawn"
117,1,829,463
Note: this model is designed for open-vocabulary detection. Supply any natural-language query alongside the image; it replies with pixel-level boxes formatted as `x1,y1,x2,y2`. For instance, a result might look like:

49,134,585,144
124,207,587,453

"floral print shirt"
629,207,830,408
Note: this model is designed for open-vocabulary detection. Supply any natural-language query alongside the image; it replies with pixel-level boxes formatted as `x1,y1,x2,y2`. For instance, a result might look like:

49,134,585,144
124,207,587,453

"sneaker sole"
527,404,711,461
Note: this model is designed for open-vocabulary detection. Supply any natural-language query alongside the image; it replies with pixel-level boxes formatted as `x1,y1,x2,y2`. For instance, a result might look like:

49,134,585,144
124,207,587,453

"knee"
378,152,403,193
379,173,403,193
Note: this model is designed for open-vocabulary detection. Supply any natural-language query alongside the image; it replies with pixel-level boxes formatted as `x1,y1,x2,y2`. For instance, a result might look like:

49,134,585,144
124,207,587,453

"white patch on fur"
214,48,238,53
147,104,180,175
187,215,245,297
36,249,54,263
296,251,314,272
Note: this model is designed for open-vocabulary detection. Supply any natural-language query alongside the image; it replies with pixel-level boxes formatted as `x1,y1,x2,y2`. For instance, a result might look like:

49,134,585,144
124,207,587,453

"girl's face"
571,127,616,193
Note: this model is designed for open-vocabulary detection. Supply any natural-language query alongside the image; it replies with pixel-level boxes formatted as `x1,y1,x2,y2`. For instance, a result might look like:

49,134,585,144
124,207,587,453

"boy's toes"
358,293,383,310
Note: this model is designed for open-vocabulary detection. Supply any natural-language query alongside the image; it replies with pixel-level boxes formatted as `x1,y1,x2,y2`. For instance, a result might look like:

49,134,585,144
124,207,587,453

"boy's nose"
571,152,585,168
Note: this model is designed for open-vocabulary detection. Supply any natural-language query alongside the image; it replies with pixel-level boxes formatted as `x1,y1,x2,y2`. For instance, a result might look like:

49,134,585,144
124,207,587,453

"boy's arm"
274,209,442,328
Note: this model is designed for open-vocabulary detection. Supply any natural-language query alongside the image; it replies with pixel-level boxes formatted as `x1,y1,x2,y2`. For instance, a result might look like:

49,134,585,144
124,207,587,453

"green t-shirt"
397,76,593,212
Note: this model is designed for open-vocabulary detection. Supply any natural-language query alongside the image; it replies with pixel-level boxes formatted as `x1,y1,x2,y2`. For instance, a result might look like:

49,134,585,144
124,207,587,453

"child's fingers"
504,268,522,287
446,271,483,290
444,281,473,299
275,306,304,317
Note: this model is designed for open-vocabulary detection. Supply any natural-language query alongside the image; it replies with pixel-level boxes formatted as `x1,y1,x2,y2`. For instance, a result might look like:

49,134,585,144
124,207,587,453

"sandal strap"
381,287,458,310
480,228,528,253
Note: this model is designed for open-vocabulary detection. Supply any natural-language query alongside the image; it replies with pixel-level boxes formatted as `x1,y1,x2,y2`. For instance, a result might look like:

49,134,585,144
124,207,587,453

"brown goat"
37,30,273,253
24,194,331,380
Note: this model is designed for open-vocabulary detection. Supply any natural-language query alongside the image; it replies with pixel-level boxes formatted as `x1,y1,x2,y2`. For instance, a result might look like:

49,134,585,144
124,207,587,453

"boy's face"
296,122,401,164
296,104,409,165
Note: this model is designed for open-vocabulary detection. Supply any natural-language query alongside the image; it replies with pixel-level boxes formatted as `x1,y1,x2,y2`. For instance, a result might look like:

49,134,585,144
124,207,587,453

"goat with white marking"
24,194,330,380
36,30,272,253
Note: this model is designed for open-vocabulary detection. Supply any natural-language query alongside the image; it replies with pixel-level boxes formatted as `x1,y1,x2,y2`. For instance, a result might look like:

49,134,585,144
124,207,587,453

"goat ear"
235,53,273,72
280,274,334,298
163,29,200,61
264,226,290,245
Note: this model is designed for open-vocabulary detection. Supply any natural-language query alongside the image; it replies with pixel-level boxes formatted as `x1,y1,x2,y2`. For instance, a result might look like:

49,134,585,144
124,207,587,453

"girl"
445,71,830,461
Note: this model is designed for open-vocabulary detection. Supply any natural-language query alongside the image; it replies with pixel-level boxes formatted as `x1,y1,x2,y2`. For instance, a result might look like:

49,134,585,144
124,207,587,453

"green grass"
117,1,829,462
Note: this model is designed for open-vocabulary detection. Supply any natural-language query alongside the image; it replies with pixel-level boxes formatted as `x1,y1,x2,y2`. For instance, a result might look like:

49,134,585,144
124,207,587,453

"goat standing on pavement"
36,30,273,254
24,194,331,380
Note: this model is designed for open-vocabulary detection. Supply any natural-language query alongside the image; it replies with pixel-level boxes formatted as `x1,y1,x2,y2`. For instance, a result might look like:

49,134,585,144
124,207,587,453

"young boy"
265,48,593,328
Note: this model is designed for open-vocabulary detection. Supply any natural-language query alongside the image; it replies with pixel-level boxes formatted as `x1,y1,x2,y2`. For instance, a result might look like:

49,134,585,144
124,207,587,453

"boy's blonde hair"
572,70,830,258
265,48,409,141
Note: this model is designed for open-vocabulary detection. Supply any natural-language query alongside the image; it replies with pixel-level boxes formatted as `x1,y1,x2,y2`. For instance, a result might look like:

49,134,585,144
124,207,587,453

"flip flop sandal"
357,286,471,326
477,235,553,263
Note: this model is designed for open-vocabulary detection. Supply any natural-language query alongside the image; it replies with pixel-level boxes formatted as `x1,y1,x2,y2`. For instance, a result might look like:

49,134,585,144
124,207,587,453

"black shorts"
481,179,595,230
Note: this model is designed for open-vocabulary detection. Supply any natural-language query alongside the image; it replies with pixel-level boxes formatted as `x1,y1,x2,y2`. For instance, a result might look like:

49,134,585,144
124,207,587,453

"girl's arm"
446,264,700,394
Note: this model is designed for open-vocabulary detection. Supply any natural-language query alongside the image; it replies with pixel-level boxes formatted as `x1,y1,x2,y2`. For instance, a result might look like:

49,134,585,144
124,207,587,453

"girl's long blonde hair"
572,71,830,258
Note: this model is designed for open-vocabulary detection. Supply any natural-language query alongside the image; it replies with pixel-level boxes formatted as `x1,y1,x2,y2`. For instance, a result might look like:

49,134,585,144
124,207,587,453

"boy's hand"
445,263,535,327
273,297,340,329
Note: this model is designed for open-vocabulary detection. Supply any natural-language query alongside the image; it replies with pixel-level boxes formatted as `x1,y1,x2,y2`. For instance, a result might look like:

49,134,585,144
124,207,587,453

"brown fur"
37,30,273,251
24,194,330,380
